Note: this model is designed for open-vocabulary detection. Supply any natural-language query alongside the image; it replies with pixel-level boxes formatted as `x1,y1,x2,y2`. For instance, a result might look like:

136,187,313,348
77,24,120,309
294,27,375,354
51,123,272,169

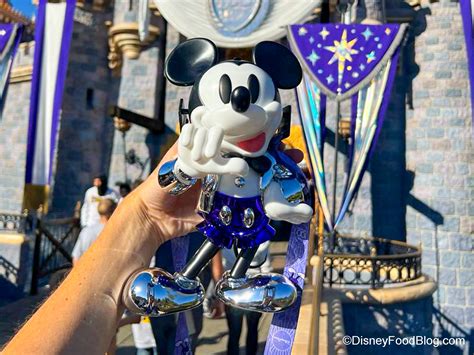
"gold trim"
149,1,161,16
107,22,160,75
0,233,26,245
10,65,33,83
23,184,50,213
325,275,437,304
322,233,421,260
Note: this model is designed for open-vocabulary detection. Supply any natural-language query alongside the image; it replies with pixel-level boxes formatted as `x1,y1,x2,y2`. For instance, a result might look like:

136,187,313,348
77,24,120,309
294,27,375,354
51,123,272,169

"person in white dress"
80,175,119,228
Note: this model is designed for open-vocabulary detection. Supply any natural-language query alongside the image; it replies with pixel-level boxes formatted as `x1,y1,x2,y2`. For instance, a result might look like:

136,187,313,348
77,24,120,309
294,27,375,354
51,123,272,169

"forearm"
4,192,161,354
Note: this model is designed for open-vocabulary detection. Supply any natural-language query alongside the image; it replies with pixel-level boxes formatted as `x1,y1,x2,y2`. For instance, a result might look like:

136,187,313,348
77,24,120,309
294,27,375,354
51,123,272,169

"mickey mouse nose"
231,86,251,113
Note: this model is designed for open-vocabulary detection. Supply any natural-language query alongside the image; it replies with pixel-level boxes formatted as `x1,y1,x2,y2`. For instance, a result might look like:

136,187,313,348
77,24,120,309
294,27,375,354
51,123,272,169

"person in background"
116,182,157,354
214,241,272,355
120,302,157,355
130,315,157,355
119,183,132,199
124,256,158,355
4,143,305,355
72,199,117,264
80,174,119,227
203,253,226,319
72,198,118,354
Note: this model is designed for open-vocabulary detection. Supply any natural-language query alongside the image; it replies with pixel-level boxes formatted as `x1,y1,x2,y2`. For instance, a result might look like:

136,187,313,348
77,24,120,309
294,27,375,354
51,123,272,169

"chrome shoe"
123,268,205,316
215,272,297,313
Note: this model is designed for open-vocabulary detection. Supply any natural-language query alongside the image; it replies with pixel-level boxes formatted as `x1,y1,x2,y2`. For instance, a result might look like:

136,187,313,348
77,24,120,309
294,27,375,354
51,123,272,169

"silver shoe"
123,268,205,316
215,272,297,313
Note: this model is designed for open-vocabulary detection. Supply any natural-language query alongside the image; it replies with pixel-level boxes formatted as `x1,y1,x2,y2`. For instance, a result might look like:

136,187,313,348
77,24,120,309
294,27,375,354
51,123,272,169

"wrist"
113,191,162,251
84,193,161,306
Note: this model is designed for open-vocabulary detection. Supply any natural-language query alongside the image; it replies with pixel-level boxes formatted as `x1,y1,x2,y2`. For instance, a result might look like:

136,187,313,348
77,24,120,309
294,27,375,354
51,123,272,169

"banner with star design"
0,23,23,114
289,24,406,231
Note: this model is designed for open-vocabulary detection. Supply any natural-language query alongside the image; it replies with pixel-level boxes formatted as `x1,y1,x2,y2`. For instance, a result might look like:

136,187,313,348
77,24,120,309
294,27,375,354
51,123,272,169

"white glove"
176,124,249,178
264,182,313,224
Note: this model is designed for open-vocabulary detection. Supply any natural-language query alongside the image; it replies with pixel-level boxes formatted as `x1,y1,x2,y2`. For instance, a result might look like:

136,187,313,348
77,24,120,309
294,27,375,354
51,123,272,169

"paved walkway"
0,291,47,347
117,242,289,354
116,312,273,355
0,242,291,354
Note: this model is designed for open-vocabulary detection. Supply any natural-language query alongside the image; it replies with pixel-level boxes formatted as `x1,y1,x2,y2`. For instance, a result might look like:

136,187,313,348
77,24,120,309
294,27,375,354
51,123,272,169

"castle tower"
0,1,33,213
48,1,117,214
405,0,473,338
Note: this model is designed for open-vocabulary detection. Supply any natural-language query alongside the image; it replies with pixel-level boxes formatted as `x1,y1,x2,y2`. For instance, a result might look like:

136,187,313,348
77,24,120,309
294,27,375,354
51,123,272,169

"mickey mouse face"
192,62,282,156
198,62,276,111
165,38,302,157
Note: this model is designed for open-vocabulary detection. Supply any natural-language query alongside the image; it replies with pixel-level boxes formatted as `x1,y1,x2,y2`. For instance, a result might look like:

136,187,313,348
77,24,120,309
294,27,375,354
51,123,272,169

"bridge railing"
29,205,81,295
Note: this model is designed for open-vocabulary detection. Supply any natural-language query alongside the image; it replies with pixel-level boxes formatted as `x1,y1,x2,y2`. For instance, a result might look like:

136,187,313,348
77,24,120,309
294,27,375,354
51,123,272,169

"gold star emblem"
324,30,359,86
298,27,308,36
319,27,330,40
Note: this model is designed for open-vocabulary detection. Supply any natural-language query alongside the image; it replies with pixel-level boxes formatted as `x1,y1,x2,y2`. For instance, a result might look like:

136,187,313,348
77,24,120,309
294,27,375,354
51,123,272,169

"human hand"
131,140,306,245
211,299,226,319
264,182,313,224
130,142,203,245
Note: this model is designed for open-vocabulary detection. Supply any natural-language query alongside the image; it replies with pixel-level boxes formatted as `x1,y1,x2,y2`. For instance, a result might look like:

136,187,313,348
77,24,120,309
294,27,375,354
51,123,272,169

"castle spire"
0,0,32,25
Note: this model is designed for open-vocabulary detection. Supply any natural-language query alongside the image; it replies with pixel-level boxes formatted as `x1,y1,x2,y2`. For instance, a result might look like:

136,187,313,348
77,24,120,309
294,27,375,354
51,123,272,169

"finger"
220,157,249,176
285,149,304,163
192,128,207,161
180,124,194,148
204,126,224,159
206,155,247,175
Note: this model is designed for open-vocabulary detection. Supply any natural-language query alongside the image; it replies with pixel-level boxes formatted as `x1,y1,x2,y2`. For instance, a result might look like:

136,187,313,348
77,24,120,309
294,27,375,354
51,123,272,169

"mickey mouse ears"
164,38,302,89
253,41,302,89
165,38,219,86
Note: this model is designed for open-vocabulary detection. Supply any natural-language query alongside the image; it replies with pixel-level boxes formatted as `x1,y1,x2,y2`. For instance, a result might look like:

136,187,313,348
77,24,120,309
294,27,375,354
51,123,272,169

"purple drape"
171,236,192,354
25,0,76,185
289,23,406,230
0,24,23,109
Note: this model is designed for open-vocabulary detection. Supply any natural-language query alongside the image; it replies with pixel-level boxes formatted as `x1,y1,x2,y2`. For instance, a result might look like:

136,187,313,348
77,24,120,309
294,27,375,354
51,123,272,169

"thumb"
216,156,249,176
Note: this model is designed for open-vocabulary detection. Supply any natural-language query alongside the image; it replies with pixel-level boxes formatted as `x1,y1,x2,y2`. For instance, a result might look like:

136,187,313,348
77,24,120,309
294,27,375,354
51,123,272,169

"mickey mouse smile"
236,132,266,152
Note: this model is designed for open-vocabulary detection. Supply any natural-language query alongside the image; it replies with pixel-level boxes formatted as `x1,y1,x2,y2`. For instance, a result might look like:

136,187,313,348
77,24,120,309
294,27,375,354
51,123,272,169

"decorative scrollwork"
106,22,160,75
0,212,30,233
319,234,422,288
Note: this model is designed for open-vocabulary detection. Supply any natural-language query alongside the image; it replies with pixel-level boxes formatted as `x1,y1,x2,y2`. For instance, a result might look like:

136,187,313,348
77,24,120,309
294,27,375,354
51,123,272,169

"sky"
11,0,37,19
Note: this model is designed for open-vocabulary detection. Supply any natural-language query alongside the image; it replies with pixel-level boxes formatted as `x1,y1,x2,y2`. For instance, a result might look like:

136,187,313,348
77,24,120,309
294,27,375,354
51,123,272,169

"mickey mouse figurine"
123,38,313,316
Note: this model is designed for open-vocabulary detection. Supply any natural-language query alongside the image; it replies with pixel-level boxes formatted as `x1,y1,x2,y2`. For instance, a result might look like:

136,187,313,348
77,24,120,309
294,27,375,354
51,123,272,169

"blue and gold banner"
0,23,23,112
289,23,406,230
24,0,76,211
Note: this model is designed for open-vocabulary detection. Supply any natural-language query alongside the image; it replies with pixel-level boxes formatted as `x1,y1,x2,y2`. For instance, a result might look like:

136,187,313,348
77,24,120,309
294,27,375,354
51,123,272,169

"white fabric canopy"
154,0,321,48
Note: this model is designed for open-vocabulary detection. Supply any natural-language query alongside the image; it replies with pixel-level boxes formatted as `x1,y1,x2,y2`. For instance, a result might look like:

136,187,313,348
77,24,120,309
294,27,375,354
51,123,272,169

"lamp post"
330,0,354,253
114,117,132,183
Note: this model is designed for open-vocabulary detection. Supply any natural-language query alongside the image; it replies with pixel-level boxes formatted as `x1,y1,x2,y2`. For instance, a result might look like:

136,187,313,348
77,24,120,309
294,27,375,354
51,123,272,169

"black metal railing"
30,216,81,294
319,234,422,288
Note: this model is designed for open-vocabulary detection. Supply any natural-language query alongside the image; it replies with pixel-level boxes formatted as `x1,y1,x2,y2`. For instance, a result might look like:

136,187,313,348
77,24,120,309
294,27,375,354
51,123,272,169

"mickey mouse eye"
248,74,259,103
219,74,231,104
